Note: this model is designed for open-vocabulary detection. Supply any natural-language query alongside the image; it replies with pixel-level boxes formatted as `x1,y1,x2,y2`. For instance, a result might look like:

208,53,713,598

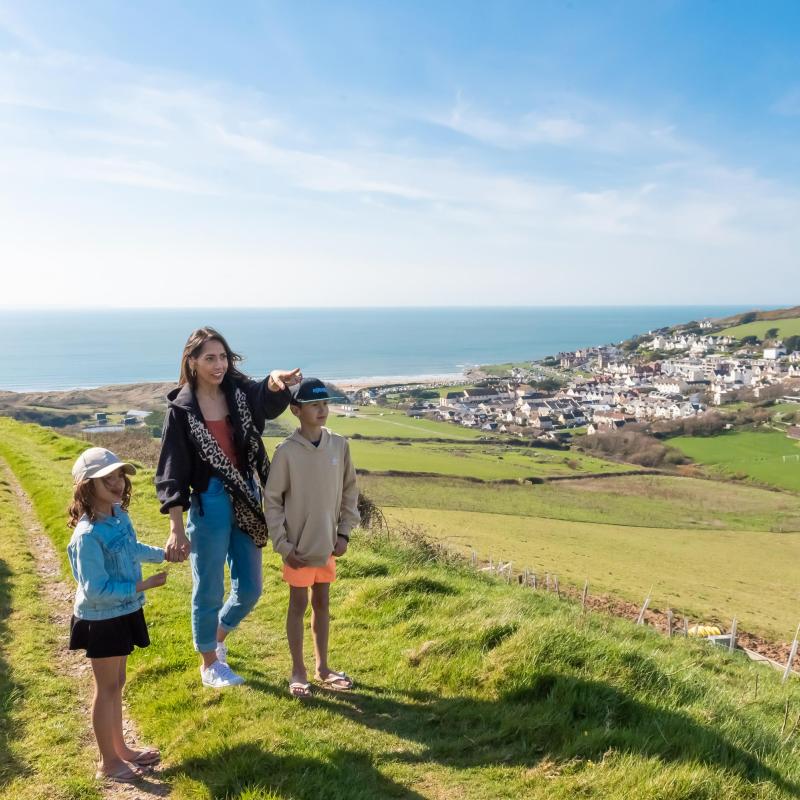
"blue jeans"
186,477,263,653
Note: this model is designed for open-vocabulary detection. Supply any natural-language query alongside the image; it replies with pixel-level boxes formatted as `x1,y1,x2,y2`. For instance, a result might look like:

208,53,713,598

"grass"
323,406,487,440
717,316,800,341
265,436,635,481
3,417,800,798
359,473,800,532
0,466,101,799
272,405,490,440
381,506,800,641
671,430,800,492
477,362,535,376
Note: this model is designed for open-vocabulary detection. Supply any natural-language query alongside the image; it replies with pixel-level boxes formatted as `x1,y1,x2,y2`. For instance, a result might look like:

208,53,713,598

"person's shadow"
164,743,425,799
236,671,798,796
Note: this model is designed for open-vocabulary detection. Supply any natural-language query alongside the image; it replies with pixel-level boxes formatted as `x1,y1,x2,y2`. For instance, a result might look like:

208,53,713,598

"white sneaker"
215,641,228,665
201,660,245,688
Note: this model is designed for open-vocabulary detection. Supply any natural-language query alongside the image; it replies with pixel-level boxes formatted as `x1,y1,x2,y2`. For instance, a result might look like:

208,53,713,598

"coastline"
0,371,471,408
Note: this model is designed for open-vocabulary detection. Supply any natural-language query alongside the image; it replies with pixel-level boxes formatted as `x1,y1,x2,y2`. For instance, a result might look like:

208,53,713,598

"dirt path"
0,458,170,798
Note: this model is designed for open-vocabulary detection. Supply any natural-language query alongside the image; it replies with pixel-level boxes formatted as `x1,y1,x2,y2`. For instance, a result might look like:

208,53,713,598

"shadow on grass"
245,673,798,795
0,556,28,788
164,742,425,800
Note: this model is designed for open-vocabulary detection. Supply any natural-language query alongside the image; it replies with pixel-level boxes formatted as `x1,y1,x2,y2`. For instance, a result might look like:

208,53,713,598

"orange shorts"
282,555,336,588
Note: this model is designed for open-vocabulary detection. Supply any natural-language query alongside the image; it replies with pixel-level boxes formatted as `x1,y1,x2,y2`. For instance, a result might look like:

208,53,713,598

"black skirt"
69,608,150,659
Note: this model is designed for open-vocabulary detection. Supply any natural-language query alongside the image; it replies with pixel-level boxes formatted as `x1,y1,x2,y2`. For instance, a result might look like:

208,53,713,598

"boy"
265,377,360,697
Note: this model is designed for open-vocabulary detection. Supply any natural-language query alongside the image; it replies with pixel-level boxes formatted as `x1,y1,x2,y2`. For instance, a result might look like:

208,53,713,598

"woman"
155,326,301,688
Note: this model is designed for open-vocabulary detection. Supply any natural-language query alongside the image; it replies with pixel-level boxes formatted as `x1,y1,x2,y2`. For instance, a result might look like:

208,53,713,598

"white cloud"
0,21,798,307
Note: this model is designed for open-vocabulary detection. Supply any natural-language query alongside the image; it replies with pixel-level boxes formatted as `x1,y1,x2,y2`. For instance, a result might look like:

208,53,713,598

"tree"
784,335,800,352
738,311,757,325
765,327,779,340
740,335,760,346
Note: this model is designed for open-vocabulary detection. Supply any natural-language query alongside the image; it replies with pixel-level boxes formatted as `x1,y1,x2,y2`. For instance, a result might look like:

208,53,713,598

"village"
351,320,800,441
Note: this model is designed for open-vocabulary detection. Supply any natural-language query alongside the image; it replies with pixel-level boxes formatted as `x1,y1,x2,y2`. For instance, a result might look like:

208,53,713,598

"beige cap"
72,447,137,483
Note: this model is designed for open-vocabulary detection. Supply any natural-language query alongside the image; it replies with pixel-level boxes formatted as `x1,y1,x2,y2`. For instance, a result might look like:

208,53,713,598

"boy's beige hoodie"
264,428,360,567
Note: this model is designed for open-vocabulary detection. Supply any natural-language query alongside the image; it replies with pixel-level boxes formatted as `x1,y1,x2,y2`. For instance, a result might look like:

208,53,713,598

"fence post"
729,617,738,653
782,623,800,684
581,579,589,613
545,572,551,592
554,575,560,598
531,572,537,590
667,608,673,638
683,616,689,637
636,587,652,626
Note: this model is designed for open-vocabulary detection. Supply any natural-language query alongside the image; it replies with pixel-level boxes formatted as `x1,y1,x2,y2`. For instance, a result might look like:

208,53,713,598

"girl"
155,326,301,688
67,447,167,784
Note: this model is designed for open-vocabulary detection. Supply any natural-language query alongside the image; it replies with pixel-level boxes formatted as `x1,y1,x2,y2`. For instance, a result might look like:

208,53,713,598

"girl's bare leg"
287,587,309,684
91,657,133,775
310,583,330,678
111,657,159,763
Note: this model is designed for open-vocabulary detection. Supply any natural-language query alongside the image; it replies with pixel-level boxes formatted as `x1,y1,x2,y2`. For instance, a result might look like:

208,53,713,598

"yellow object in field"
688,625,722,638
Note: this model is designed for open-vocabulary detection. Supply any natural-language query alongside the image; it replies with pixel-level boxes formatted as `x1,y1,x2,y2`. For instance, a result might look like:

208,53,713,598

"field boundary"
437,530,800,674
356,467,661,483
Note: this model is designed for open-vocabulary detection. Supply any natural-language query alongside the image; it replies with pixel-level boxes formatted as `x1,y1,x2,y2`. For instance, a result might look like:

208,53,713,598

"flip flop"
127,748,161,767
96,764,147,784
317,670,354,691
289,681,312,699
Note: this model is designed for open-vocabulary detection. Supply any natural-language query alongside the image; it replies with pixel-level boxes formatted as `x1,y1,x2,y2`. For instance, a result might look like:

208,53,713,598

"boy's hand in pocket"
285,550,306,569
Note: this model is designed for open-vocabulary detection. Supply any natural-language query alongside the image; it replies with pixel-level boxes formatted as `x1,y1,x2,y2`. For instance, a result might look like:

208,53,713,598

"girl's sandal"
96,764,148,784
289,681,312,699
127,748,161,767
317,670,354,691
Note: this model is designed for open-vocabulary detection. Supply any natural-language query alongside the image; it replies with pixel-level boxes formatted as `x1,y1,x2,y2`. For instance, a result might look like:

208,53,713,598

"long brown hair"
67,475,132,528
178,327,249,387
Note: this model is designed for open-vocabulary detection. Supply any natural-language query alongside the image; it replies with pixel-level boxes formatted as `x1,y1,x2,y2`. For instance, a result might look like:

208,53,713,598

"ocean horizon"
2,305,751,392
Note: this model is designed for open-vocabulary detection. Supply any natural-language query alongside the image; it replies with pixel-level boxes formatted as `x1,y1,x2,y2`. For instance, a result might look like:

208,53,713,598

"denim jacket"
67,506,164,621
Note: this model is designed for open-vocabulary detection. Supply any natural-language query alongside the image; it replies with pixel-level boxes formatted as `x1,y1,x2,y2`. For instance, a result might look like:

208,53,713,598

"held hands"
268,368,302,392
165,531,190,563
333,536,349,557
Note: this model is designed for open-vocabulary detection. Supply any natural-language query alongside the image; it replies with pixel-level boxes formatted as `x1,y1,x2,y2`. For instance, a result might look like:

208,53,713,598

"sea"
1,306,750,392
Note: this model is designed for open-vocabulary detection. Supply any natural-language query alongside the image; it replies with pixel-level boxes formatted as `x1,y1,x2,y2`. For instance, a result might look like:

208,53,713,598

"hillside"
1,417,800,799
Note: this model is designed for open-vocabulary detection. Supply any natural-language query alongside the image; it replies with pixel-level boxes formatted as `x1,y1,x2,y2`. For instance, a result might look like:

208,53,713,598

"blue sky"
1,1,798,307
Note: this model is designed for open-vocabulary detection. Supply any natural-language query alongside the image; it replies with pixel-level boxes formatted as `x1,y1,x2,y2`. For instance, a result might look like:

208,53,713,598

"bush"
738,312,757,325
681,412,727,437
577,429,685,468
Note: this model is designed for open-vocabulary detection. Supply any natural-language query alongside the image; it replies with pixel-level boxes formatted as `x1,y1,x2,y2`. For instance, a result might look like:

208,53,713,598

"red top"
205,418,239,469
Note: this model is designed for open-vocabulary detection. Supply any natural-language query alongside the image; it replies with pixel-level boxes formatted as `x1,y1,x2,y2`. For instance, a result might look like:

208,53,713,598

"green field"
266,436,634,481
325,406,487,440
718,316,800,341
671,430,800,492
383,506,800,640
360,473,800,532
272,405,488,440
2,417,800,798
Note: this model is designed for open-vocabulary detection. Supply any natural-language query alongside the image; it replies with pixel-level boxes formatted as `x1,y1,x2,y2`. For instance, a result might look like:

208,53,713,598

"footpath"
0,456,170,799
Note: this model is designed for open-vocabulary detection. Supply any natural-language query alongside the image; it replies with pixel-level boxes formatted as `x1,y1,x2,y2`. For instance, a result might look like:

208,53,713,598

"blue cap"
290,377,347,405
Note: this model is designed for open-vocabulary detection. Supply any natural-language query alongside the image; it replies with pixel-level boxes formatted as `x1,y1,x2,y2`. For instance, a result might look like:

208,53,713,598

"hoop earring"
191,367,197,379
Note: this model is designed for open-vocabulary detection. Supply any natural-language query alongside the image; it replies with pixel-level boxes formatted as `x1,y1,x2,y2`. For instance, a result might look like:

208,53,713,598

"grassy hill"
1,417,800,798
718,316,800,341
